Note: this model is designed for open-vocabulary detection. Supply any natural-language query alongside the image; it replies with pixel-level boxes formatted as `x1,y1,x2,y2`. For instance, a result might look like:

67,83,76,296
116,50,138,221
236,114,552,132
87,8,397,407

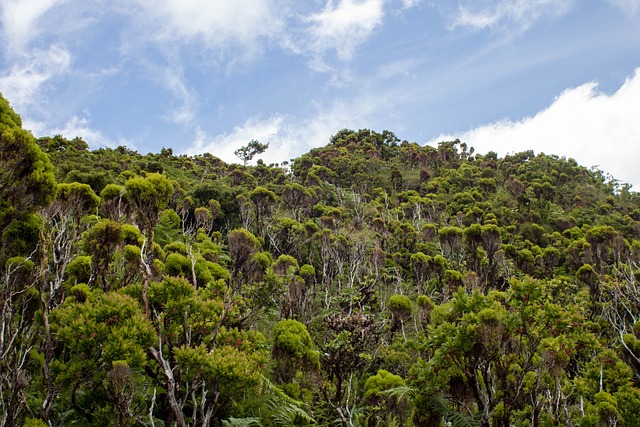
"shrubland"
3,95,640,426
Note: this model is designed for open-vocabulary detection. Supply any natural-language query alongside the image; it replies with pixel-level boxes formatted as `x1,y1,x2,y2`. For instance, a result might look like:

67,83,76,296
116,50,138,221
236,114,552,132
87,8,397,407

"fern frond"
222,417,262,427
261,377,316,426
426,393,480,427
380,385,417,401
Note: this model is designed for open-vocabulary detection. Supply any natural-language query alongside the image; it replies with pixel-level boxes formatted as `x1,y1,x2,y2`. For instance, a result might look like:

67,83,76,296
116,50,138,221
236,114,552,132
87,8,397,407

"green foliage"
155,208,181,247
1,213,41,257
0,97,56,253
2,110,640,426
50,291,156,424
124,172,173,238
388,294,413,321
222,417,262,427
164,252,190,277
56,182,100,218
272,319,320,384
364,370,404,399
67,255,92,284
0,94,22,130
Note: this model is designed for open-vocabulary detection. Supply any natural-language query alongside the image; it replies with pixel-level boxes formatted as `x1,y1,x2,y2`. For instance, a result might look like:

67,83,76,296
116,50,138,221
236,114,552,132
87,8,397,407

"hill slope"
3,95,640,426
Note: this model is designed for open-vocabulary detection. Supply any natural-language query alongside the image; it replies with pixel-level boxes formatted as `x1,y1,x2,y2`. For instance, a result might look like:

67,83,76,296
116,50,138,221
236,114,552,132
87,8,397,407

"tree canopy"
2,95,640,426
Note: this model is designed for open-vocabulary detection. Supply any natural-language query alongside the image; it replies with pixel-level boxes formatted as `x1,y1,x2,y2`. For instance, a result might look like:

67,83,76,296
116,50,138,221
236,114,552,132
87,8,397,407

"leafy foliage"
2,106,640,426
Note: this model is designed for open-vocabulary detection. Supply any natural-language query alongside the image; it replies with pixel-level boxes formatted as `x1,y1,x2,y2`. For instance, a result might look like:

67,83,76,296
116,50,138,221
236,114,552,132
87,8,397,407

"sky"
1,0,640,188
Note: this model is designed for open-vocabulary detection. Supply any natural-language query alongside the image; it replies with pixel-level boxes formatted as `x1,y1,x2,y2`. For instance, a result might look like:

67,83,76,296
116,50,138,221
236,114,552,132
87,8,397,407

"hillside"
3,94,640,426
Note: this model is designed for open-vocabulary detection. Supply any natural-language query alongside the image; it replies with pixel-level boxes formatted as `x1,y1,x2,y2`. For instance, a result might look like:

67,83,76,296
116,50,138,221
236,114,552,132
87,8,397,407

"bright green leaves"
364,369,404,399
272,319,319,384
125,173,173,240
415,280,609,426
145,273,269,424
81,219,124,290
389,294,413,336
0,128,56,230
155,208,181,247
174,343,263,394
50,291,155,423
54,291,155,368
0,96,56,260
55,182,100,219
0,95,22,130
362,370,408,426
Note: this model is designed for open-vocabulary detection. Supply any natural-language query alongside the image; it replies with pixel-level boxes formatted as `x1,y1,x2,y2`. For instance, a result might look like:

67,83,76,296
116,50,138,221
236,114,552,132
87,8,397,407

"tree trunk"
149,346,186,427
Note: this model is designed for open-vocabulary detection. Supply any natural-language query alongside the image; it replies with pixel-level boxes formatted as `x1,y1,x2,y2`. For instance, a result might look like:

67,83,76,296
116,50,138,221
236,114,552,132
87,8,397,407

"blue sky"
2,0,640,187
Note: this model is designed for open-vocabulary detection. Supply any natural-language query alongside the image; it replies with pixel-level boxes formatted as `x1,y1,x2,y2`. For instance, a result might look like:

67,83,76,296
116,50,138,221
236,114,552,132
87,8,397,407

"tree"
318,312,380,426
411,279,602,427
271,319,319,384
36,182,101,418
281,183,313,222
48,288,155,426
0,97,57,426
0,256,38,427
124,173,173,316
146,276,267,426
438,226,463,265
81,219,124,291
248,186,277,238
124,173,174,243
0,127,56,233
388,294,413,338
234,140,269,166
363,370,407,426
0,95,56,248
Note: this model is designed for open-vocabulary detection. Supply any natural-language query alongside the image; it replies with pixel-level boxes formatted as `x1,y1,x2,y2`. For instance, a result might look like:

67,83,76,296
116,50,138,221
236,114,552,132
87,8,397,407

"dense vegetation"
2,93,640,427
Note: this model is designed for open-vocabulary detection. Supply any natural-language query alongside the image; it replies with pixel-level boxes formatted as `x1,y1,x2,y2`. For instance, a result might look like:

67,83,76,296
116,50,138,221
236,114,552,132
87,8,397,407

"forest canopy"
2,93,640,426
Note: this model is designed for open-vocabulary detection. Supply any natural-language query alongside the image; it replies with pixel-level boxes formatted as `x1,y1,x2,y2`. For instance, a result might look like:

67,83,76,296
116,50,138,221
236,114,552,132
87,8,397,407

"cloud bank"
429,68,640,189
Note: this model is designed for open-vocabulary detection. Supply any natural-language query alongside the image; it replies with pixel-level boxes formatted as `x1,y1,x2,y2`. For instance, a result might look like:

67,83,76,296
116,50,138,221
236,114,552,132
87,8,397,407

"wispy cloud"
0,45,71,112
159,66,197,127
52,115,115,147
606,0,640,15
130,0,284,50
401,0,421,9
0,0,66,54
450,0,573,33
428,68,640,188
301,0,385,62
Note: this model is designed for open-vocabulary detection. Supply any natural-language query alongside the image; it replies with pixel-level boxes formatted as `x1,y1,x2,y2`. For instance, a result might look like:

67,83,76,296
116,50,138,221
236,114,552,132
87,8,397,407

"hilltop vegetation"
3,93,640,426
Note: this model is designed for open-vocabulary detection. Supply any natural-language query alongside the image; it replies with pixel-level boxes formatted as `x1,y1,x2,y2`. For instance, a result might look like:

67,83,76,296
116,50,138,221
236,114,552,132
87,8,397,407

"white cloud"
428,68,640,189
187,116,286,165
118,0,288,125
0,45,71,113
185,97,381,165
450,0,573,32
49,115,113,147
131,0,283,49
301,0,385,62
23,112,116,149
0,0,67,54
